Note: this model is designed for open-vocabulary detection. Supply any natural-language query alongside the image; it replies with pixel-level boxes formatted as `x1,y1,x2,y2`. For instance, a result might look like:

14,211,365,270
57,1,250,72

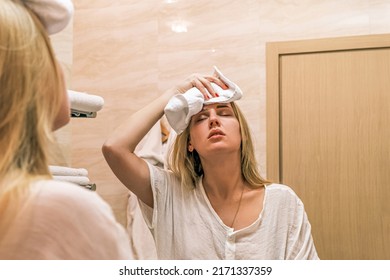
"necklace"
230,186,245,229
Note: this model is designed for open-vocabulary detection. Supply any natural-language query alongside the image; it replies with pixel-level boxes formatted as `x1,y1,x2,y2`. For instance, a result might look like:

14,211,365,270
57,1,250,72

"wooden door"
266,34,390,259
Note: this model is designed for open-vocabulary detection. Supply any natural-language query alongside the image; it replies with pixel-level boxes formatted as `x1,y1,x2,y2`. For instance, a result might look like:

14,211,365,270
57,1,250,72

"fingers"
193,76,215,100
189,74,228,100
208,76,228,90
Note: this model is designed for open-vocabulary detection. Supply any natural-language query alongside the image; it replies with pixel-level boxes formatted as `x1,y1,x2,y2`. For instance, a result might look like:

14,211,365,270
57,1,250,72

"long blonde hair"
0,0,65,238
169,102,270,188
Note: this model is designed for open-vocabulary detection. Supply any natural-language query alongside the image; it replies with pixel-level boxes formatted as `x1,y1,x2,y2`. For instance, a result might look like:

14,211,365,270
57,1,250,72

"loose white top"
139,163,319,260
0,180,132,260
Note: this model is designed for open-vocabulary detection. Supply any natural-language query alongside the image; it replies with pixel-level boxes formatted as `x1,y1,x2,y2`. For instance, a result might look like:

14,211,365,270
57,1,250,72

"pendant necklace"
230,186,245,229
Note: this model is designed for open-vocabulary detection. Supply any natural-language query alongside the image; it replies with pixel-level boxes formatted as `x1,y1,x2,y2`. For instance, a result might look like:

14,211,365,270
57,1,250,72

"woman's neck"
201,152,245,199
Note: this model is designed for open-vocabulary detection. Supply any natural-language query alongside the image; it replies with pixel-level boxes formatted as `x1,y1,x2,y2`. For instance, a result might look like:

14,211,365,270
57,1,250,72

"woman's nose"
208,110,220,128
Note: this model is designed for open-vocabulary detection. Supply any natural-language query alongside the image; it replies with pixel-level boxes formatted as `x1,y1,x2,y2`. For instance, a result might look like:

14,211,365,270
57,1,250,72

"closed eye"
217,108,234,116
194,113,208,122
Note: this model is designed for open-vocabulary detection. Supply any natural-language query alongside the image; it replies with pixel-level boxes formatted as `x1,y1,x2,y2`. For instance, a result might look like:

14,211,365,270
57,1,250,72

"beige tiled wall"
67,0,390,226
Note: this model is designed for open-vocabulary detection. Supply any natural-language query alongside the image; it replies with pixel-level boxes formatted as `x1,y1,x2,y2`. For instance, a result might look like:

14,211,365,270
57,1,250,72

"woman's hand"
174,73,228,100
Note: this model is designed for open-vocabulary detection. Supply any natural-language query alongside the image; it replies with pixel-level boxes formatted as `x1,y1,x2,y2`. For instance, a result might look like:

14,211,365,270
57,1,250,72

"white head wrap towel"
24,0,74,35
164,66,243,134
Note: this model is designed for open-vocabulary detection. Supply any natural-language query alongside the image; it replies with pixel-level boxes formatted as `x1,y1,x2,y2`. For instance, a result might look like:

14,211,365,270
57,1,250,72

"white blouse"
0,180,132,260
139,162,319,260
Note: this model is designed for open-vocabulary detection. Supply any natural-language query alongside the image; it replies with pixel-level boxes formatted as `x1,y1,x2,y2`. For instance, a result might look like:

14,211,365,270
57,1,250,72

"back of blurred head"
0,0,66,235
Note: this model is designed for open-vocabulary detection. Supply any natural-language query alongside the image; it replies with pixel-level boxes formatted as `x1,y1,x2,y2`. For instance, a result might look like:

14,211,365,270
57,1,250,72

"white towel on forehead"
164,66,243,134
24,0,74,35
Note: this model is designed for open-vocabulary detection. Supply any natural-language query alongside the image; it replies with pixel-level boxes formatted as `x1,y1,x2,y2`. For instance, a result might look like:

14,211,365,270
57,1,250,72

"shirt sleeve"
285,196,319,260
137,162,177,231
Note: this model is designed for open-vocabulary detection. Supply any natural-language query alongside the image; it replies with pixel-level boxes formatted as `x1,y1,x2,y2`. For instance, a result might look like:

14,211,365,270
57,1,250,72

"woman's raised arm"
102,73,222,207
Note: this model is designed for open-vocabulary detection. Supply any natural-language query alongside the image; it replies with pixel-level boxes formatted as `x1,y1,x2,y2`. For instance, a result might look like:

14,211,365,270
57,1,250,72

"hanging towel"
53,175,91,186
68,90,104,113
23,0,74,35
49,165,88,177
164,66,243,134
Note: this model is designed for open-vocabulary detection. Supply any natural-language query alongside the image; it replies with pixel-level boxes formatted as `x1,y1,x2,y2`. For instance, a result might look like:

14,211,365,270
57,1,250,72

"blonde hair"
0,0,65,238
169,102,270,188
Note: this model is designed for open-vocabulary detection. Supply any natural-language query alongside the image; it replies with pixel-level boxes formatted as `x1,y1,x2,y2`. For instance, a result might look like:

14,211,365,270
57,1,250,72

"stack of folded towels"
49,165,96,191
68,90,105,118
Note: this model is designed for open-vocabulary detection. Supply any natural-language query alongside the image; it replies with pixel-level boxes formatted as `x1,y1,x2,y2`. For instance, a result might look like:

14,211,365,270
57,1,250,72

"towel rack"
71,109,97,118
83,183,96,191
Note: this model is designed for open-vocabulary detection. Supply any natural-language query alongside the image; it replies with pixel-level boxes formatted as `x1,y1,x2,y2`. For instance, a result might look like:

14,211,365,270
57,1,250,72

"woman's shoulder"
266,183,297,194
146,161,181,187
27,179,132,259
265,183,303,205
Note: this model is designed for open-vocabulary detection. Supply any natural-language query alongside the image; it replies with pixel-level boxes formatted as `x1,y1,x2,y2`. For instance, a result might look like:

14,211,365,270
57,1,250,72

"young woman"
0,0,131,259
103,71,319,260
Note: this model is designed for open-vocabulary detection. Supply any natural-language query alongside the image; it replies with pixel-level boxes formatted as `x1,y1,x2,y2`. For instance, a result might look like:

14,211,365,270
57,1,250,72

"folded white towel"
24,0,74,35
53,175,91,186
68,90,104,113
164,66,243,134
49,165,88,177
